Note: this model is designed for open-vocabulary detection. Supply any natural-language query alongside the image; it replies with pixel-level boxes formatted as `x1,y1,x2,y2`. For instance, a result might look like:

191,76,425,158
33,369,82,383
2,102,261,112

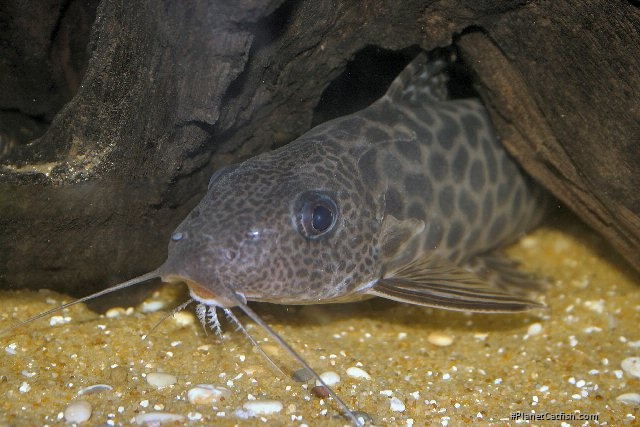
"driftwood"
1,0,638,294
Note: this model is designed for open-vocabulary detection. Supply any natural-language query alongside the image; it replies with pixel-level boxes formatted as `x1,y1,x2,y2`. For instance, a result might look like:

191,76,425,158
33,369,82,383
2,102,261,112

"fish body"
4,52,547,427
163,53,546,311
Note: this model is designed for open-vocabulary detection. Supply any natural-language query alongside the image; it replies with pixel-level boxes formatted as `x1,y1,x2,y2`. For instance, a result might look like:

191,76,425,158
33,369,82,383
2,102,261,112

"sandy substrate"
1,212,639,426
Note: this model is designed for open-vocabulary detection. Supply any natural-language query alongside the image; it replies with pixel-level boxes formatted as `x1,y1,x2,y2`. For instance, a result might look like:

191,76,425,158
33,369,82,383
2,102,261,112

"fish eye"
295,191,338,239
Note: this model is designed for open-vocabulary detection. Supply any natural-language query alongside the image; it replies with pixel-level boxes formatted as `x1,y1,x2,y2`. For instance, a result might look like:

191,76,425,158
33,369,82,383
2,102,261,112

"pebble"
146,372,177,388
616,392,640,406
172,311,195,327
187,412,203,421
311,385,330,398
621,357,640,379
5,343,17,355
64,400,92,423
527,323,543,336
352,411,375,424
428,331,454,347
187,385,231,404
139,300,167,313
242,400,283,415
105,307,127,318
584,299,605,314
316,371,341,387
135,412,185,425
292,368,313,382
49,315,70,326
77,384,113,396
346,367,371,380
389,396,406,412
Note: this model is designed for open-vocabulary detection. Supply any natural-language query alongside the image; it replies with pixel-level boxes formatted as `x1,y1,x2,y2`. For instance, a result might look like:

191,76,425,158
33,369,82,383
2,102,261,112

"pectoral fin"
464,253,548,294
369,256,544,313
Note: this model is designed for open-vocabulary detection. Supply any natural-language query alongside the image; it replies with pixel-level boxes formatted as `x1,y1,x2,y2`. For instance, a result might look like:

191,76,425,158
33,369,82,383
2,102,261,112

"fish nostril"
224,250,237,261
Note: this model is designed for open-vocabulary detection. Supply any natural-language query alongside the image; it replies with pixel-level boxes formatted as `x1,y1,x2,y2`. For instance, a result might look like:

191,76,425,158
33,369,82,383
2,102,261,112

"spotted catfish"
7,52,547,322
5,51,548,426
164,51,547,312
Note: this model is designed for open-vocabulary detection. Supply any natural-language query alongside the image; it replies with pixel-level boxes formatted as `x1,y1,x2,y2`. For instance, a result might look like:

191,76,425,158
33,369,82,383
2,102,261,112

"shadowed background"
1,0,638,294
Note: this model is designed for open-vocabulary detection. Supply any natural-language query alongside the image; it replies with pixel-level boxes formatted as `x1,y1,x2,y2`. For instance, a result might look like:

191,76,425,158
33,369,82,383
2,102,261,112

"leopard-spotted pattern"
161,53,545,307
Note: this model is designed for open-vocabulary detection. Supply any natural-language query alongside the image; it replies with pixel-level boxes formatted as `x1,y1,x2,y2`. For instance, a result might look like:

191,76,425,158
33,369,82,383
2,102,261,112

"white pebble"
621,357,640,379
616,393,640,406
427,332,454,347
584,300,605,314
346,367,371,380
64,400,92,423
135,412,185,425
140,300,167,313
5,343,17,355
242,400,283,415
105,307,126,318
316,371,341,387
172,311,195,327
77,384,113,396
390,396,405,412
50,315,70,326
187,385,231,405
187,412,203,421
527,323,542,336
146,372,177,388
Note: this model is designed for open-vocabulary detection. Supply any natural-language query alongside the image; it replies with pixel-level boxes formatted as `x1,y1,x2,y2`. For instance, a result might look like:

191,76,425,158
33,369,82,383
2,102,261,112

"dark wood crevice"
0,0,638,294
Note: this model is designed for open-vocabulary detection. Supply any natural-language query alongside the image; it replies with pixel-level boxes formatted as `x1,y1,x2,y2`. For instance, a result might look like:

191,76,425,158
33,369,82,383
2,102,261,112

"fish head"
162,132,385,307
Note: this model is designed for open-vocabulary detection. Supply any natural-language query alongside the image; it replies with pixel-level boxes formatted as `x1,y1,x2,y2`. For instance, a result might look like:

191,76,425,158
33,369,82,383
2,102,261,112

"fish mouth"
163,274,237,308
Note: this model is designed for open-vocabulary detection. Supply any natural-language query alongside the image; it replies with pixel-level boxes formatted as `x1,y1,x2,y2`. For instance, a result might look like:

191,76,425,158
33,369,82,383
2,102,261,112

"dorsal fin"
384,49,452,105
